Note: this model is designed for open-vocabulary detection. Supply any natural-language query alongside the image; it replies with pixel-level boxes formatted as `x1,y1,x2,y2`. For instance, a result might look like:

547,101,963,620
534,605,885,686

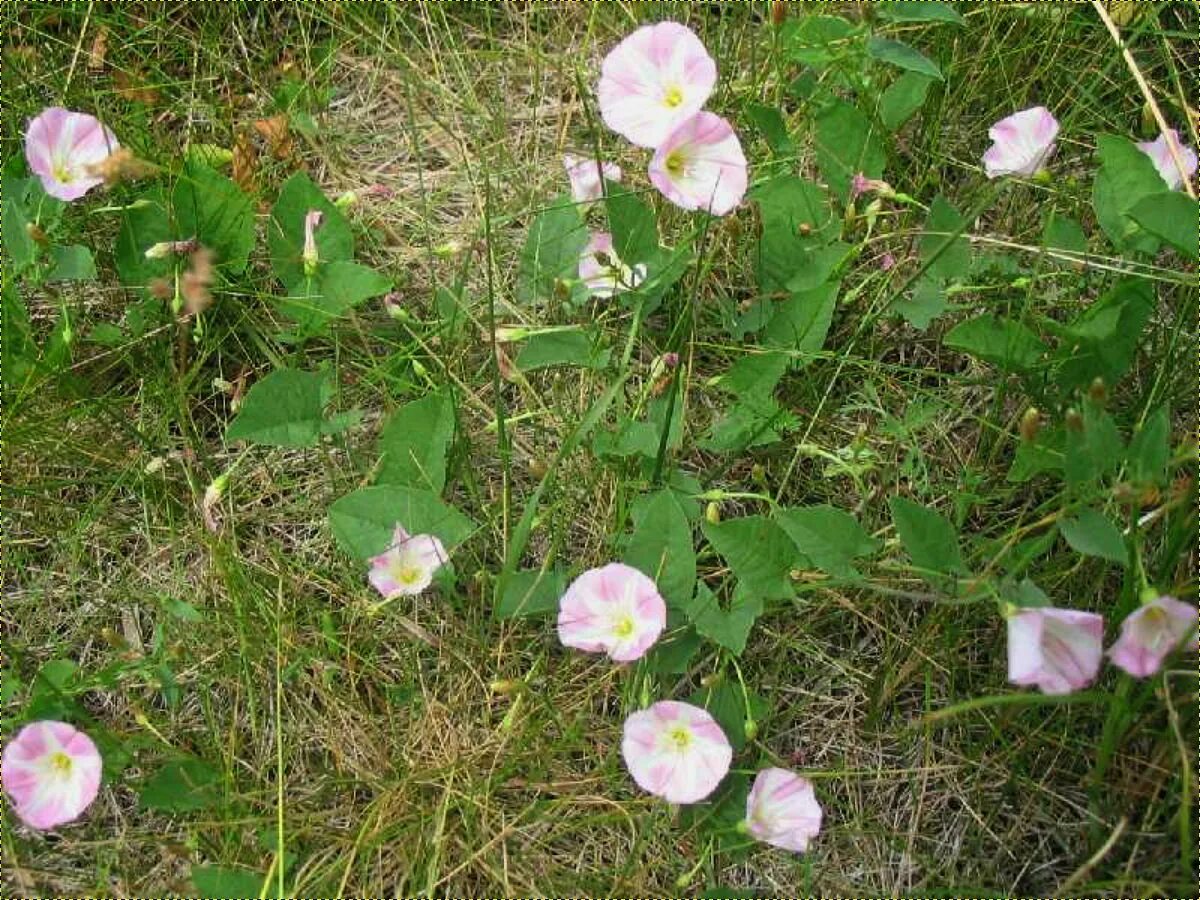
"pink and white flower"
578,231,647,298
598,22,717,149
648,112,748,216
746,767,823,853
1136,129,1198,191
367,524,447,599
2,721,102,830
1108,595,1198,678
621,700,732,804
557,562,666,662
563,154,622,204
24,107,120,201
1007,606,1104,695
302,210,323,277
982,106,1059,179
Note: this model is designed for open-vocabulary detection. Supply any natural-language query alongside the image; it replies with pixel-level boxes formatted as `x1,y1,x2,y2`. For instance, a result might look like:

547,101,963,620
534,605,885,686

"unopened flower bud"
705,501,721,525
1019,407,1041,443
662,352,680,369
1065,409,1084,432
434,239,463,258
1088,377,1107,405
743,718,759,741
302,209,323,277
751,463,766,485
334,190,360,209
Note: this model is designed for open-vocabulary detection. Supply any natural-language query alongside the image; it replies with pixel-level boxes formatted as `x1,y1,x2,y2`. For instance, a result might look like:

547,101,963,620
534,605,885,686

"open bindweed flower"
557,562,666,662
982,106,1059,179
2,721,102,830
1007,605,1104,695
302,210,323,277
746,767,823,853
598,22,717,149
621,701,732,804
563,154,622,204
1136,129,1198,191
368,524,447,599
25,107,120,201
578,231,647,298
1108,595,1198,678
648,112,748,216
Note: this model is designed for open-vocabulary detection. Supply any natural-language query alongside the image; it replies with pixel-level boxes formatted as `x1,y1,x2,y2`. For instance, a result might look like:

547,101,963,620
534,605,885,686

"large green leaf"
191,866,271,899
814,100,887,201
879,72,936,131
1129,191,1198,256
1126,405,1170,484
1092,134,1169,254
889,496,968,576
225,369,327,448
173,161,255,273
2,197,35,274
515,328,610,371
1053,279,1153,391
516,197,588,304
776,505,880,579
376,389,456,492
139,758,221,812
685,583,764,657
268,172,354,289
1059,509,1127,566
702,515,798,601
115,186,173,291
944,314,1046,371
762,280,840,365
47,245,97,282
867,36,943,80
329,485,476,559
624,489,696,610
752,175,837,294
605,183,658,266
278,261,392,334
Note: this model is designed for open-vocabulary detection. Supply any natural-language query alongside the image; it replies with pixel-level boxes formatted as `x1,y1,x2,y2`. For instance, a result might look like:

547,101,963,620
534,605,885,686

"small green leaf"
763,281,839,365
1126,405,1170,484
605,183,659,265
776,505,880,579
944,315,1045,371
517,198,588,304
1092,135,1169,254
1064,403,1124,488
781,16,860,69
1059,509,1127,566
47,245,96,282
877,1,963,24
1043,212,1088,254
686,677,769,750
745,103,794,156
921,196,970,281
494,567,567,619
377,390,456,492
1128,191,1198,256
717,352,790,400
879,72,935,131
702,516,798,601
329,485,475,559
889,496,968,576
139,758,221,812
624,490,696,610
173,161,255,273
279,261,392,334
645,628,702,675
868,36,943,80
191,866,270,899
114,187,172,291
3,197,35,273
1054,279,1153,391
225,369,327,448
515,328,610,371
814,101,887,201
685,583,765,657
268,172,354,289
894,277,948,331
162,598,205,622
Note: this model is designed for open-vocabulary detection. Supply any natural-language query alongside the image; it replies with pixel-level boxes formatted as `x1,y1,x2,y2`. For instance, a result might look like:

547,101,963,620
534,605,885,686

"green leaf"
1059,509,1127,566
114,187,173,291
701,397,794,453
225,369,327,448
763,281,839,365
645,628,702,675
894,276,948,330
1129,191,1198,256
944,314,1046,371
3,197,35,274
687,677,769,750
867,36,943,80
376,389,455,492
268,172,354,289
1054,279,1153,391
1043,212,1088,254
752,175,837,295
1064,403,1123,488
279,261,391,334
139,758,221,812
494,567,567,619
745,103,795,157
47,245,97,282
781,15,860,69
879,72,935,131
776,505,880,579
624,490,696,610
516,198,588,304
593,418,658,459
605,183,658,265
515,328,610,371
702,516,798,601
1092,134,1169,254
685,583,765,657
163,597,205,622
889,496,968,576
877,1,963,23
814,101,887,201
1126,405,1170,484
173,161,255,273
328,485,475,559
191,866,270,899
184,142,233,169
921,196,971,281
717,352,790,401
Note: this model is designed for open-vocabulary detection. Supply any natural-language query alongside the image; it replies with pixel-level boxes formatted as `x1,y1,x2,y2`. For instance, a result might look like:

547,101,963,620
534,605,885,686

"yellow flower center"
52,163,75,184
613,615,635,639
666,725,693,752
665,150,686,177
48,751,73,775
392,563,424,586
663,85,684,108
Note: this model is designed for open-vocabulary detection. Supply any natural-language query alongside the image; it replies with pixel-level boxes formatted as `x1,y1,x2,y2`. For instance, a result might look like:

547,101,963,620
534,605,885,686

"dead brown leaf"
88,26,109,71
232,129,258,194
254,114,294,160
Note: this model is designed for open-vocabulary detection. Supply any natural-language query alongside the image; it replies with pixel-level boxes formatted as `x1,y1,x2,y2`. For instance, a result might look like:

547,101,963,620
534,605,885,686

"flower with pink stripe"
557,562,666,662
1006,606,1104,695
621,700,732,804
24,107,120,201
563,154,622,204
648,111,748,217
1108,595,1197,678
1136,129,1198,192
368,524,447,599
746,767,823,853
2,720,102,830
982,106,1059,179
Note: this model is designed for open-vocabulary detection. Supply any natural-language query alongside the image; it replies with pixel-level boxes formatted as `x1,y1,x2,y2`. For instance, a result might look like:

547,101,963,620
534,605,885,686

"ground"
3,3,1196,897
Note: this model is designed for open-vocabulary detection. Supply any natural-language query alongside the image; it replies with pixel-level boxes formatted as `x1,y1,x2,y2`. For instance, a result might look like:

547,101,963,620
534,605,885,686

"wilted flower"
302,210,323,277
24,107,119,201
368,524,447,598
144,238,198,260
598,22,717,149
563,154,622,204
621,701,732,804
746,767,823,853
879,252,897,271
1007,605,1104,695
578,231,647,298
648,111,748,216
982,106,1059,178
557,562,667,662
1136,129,1198,191
1108,594,1198,678
851,172,893,200
180,247,215,316
1,721,102,830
